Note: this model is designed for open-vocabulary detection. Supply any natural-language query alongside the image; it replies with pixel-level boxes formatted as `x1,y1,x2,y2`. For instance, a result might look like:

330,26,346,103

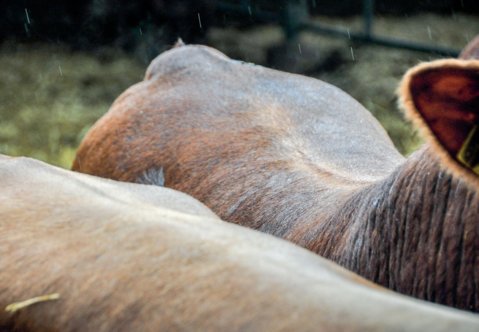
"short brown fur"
5,155,479,331
73,45,479,311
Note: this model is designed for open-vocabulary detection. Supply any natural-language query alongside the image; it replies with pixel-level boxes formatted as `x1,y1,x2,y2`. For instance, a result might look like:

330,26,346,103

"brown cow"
72,44,479,311
3,155,479,331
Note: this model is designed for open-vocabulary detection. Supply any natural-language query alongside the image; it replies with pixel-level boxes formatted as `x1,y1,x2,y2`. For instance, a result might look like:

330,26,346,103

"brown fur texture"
73,44,479,311
4,155,479,331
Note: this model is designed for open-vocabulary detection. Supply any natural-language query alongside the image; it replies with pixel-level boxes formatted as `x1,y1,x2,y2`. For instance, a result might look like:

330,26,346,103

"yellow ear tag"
457,124,479,175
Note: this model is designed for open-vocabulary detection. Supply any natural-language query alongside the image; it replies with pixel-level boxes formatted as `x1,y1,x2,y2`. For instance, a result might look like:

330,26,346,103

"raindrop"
350,47,355,61
197,13,202,29
298,43,302,55
464,32,471,43
347,28,351,39
427,26,432,40
139,27,143,36
25,8,31,24
58,65,63,76
452,11,457,21
247,6,252,16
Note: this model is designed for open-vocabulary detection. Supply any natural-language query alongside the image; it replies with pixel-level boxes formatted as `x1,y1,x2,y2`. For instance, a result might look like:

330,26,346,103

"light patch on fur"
137,167,165,186
398,59,479,188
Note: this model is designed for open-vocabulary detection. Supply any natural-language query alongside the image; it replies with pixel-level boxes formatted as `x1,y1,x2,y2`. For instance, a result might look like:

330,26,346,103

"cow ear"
398,59,479,182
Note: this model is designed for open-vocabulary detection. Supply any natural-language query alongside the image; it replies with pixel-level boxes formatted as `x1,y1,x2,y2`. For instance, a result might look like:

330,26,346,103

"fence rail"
217,0,461,57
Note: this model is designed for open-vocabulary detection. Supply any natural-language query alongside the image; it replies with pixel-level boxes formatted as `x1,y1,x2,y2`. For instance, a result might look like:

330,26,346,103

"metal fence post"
363,0,375,39
281,0,309,41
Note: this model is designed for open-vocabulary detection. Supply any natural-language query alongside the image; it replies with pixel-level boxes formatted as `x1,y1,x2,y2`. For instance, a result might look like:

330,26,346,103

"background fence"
217,0,461,56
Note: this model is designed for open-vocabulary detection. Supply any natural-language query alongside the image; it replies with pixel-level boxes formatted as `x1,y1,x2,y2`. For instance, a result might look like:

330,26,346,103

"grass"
0,43,144,168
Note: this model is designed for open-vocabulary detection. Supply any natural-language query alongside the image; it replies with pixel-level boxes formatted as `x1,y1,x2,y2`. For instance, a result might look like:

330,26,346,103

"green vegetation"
0,43,143,168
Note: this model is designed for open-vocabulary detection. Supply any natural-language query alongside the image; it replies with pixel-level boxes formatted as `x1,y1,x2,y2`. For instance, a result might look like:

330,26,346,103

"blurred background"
1,0,478,168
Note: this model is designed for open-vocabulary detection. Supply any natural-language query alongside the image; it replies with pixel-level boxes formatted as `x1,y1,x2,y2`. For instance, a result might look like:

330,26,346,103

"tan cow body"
3,155,479,330
73,44,479,311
